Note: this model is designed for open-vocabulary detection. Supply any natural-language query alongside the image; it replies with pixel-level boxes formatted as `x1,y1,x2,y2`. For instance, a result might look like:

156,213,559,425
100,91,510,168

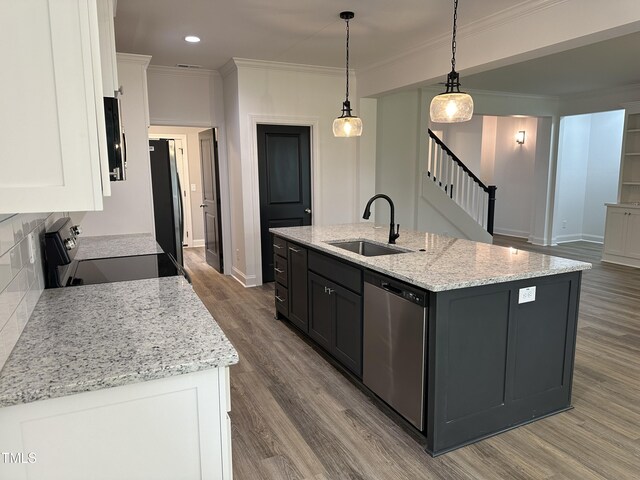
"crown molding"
147,64,219,79
231,58,347,77
116,53,152,67
360,0,568,73
219,59,238,79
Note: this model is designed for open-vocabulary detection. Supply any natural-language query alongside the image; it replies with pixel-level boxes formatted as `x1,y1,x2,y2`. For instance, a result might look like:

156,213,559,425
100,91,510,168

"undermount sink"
328,240,407,257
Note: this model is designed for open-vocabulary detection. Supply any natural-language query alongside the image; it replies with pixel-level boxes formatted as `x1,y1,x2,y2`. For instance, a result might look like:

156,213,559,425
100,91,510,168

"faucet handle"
396,224,400,235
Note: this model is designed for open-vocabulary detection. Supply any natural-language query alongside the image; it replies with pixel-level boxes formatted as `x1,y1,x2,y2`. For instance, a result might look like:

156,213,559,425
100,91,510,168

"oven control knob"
63,238,76,250
71,225,82,236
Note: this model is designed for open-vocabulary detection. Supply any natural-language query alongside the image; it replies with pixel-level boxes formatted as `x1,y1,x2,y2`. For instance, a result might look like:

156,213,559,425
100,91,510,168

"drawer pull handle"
289,247,301,253
275,295,285,303
273,244,283,249
324,287,334,295
274,267,284,273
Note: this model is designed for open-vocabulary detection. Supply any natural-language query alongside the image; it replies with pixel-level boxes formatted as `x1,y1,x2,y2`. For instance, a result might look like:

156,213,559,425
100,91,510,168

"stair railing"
427,129,497,235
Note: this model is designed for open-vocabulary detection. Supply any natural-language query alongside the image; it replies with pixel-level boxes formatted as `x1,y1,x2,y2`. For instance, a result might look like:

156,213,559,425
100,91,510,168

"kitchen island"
0,276,237,480
270,223,591,455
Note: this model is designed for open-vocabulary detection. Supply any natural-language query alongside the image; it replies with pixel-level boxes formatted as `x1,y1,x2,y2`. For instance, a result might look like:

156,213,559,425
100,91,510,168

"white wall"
582,111,625,240
148,126,208,245
553,110,624,243
438,116,484,175
222,59,360,286
375,90,420,228
73,54,154,236
492,116,539,238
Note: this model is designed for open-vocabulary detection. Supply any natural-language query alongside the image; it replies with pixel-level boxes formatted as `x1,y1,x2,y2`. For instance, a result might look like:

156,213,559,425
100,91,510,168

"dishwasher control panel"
364,271,428,307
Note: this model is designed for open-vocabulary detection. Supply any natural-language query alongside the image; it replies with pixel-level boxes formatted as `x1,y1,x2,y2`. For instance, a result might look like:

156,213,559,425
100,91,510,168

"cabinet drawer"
273,236,288,259
309,251,362,293
274,255,288,285
275,283,289,317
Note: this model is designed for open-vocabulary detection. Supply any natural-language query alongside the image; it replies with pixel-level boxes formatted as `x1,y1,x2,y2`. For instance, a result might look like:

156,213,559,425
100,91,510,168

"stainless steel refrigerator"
149,139,183,266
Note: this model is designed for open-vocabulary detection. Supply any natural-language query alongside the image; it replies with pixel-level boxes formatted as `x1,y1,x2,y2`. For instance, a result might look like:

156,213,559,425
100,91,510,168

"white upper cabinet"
0,0,111,213
97,0,119,97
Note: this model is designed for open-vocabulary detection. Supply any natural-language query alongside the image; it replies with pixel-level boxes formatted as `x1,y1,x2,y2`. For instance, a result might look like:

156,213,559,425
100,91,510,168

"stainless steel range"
44,217,188,288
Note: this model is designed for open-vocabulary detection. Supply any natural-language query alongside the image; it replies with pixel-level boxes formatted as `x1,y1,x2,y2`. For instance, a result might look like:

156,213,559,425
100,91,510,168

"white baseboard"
493,228,529,239
190,239,205,248
581,234,604,244
231,266,258,288
527,235,551,246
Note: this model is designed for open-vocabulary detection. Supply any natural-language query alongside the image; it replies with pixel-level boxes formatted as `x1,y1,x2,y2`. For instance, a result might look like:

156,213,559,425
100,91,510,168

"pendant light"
333,11,363,137
430,0,474,123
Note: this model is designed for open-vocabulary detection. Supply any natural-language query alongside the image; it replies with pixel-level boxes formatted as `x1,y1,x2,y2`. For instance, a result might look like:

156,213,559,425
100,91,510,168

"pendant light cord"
451,0,458,72
345,16,350,102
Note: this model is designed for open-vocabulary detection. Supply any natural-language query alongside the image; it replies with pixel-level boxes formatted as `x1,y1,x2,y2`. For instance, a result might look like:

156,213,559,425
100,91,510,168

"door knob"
304,208,311,214
200,204,206,208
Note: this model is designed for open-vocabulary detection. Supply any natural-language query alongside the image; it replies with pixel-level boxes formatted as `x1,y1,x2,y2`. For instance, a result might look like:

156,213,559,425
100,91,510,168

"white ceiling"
115,1,640,97
460,30,640,96
114,0,519,70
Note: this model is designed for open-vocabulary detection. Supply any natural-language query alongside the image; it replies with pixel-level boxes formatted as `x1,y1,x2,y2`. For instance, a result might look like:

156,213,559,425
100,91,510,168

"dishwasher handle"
381,282,403,296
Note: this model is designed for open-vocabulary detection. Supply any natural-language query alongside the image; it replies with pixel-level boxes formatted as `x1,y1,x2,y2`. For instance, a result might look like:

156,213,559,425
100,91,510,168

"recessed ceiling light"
184,35,200,43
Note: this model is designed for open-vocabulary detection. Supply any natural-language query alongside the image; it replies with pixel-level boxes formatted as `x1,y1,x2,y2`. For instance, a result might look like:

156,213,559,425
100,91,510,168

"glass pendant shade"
430,92,474,123
333,115,363,137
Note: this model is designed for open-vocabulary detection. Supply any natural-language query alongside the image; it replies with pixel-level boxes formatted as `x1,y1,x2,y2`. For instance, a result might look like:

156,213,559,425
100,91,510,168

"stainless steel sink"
328,240,407,257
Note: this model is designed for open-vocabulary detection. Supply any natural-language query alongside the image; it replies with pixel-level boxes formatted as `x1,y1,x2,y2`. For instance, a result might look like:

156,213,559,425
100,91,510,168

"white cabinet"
97,0,119,97
603,205,640,267
0,368,233,480
0,0,110,214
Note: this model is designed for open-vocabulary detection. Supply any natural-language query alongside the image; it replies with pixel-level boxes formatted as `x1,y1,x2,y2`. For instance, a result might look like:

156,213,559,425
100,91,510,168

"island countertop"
75,233,163,260
0,276,238,408
270,223,591,292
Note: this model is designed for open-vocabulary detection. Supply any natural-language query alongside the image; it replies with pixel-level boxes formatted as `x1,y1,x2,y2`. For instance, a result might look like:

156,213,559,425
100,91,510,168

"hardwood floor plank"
183,240,640,480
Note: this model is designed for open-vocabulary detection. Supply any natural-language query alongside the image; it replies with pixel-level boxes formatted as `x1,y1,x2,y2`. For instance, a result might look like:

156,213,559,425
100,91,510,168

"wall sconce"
516,131,526,145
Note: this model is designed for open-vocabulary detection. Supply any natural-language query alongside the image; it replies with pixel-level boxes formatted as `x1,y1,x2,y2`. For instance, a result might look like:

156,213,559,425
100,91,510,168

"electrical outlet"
236,249,240,262
191,184,197,192
518,286,536,304
562,220,567,229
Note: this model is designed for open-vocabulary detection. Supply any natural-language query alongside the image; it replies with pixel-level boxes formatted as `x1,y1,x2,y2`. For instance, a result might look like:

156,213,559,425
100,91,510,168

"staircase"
426,129,497,235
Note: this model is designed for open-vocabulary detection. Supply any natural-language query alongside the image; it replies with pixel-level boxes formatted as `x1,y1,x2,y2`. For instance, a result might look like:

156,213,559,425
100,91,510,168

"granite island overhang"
270,223,591,455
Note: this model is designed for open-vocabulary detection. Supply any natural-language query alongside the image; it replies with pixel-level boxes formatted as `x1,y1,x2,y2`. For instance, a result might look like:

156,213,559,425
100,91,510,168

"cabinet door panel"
625,211,640,259
603,209,627,256
332,285,362,377
0,0,105,213
308,273,332,349
288,244,308,332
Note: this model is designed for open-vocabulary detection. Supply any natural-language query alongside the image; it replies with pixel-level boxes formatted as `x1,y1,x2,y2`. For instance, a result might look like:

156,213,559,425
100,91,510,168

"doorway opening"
149,125,225,274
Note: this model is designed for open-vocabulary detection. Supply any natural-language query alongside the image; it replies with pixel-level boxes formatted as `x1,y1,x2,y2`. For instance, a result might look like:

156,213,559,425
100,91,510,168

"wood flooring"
183,237,640,480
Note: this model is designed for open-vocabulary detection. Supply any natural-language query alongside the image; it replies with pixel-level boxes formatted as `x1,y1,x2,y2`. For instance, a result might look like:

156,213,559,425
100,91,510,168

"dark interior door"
199,128,224,273
257,124,311,283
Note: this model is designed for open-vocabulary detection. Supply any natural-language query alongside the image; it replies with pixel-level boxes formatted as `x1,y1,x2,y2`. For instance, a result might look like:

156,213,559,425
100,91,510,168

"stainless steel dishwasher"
363,271,427,430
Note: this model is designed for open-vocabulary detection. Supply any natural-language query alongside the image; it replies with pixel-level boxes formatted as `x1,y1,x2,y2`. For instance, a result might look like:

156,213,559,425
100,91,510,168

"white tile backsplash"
0,213,56,372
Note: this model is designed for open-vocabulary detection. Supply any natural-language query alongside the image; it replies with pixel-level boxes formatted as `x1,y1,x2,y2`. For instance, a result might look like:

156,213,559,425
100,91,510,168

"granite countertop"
270,223,591,292
0,276,238,408
75,233,163,260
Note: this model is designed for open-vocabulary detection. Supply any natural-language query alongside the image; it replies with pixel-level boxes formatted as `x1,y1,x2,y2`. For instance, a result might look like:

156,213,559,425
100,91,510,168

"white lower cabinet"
603,205,640,267
0,0,110,214
0,368,233,480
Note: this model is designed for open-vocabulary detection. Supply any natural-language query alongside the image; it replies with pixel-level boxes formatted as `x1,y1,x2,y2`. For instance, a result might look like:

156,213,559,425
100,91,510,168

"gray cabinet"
308,272,362,377
287,244,308,332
